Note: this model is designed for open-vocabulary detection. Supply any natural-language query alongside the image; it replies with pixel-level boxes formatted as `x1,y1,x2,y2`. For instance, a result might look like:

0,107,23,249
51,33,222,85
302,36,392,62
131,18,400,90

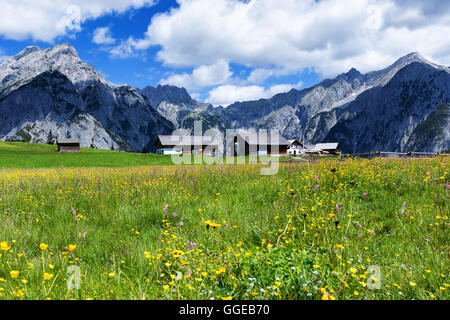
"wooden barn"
57,138,80,152
315,142,341,155
231,132,290,156
155,135,220,155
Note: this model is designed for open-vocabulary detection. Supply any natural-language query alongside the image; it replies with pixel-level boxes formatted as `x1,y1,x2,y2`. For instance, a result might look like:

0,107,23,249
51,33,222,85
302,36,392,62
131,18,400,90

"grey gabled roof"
57,138,80,144
156,135,220,147
236,132,290,146
315,142,340,150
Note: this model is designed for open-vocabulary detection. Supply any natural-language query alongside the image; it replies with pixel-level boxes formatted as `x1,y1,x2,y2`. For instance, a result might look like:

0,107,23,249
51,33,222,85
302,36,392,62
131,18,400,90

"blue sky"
0,0,449,106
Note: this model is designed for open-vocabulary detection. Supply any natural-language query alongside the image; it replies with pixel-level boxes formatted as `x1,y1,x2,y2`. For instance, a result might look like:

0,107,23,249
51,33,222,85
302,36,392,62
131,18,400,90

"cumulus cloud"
109,37,152,58
159,60,232,91
0,0,156,42
113,0,450,78
206,81,303,107
247,68,298,84
0,48,9,63
92,27,115,45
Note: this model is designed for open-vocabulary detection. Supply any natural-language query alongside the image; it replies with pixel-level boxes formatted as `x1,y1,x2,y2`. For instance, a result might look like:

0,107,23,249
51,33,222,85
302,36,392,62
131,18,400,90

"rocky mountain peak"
389,52,435,71
337,67,363,83
141,84,197,109
11,46,42,61
0,43,175,153
347,67,361,76
45,42,79,59
0,42,102,93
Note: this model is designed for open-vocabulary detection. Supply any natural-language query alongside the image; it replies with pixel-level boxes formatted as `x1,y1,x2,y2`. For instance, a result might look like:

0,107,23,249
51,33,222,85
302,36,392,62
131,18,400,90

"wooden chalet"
155,135,220,155
57,138,80,152
231,132,290,156
314,142,341,155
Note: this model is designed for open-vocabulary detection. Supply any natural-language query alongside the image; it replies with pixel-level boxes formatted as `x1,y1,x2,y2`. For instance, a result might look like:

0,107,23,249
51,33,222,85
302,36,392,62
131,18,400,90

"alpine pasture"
0,142,448,300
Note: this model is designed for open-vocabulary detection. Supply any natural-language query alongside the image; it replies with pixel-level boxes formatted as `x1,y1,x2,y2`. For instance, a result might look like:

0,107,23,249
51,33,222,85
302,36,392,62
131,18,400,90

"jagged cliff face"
0,44,448,154
325,63,450,153
141,52,449,153
0,43,175,152
0,70,127,150
140,84,212,129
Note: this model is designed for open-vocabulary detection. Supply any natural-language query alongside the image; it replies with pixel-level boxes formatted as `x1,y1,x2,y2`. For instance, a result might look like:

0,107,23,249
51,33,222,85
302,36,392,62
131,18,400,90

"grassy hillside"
0,142,176,168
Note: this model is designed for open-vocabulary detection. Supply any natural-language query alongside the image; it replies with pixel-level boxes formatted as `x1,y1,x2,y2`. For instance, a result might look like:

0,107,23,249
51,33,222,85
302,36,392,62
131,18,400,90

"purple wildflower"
188,241,196,250
401,201,407,215
335,203,342,214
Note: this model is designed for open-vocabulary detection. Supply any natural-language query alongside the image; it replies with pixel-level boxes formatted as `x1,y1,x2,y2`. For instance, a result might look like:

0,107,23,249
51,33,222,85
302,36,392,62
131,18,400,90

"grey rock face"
155,53,449,154
0,70,128,150
325,63,450,153
140,84,206,128
136,52,450,154
0,43,175,152
404,103,450,152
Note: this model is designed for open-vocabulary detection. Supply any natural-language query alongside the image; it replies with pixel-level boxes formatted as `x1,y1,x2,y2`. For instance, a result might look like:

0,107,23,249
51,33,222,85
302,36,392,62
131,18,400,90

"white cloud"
206,81,303,107
109,37,152,58
268,82,303,96
0,48,9,63
113,0,450,78
159,60,233,91
206,85,268,107
247,68,299,84
0,0,156,42
92,27,115,45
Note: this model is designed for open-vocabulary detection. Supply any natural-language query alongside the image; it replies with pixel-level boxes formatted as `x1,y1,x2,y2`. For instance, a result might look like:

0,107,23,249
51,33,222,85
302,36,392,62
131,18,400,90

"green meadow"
0,142,448,300
0,142,297,169
0,142,175,168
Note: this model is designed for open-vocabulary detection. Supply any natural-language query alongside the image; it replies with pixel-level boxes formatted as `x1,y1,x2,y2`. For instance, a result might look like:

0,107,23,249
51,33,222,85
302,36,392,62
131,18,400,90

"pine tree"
47,130,55,145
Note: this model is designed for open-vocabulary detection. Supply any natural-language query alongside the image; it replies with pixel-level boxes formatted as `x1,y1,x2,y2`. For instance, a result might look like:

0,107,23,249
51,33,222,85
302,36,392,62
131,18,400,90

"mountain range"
0,43,448,153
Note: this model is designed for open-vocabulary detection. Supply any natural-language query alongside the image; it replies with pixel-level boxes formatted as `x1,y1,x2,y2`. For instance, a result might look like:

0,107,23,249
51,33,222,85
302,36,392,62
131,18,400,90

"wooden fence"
341,151,441,159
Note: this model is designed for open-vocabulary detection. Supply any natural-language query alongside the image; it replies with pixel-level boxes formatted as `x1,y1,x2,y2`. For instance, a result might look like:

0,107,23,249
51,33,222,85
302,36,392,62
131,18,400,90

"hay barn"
57,138,80,152
231,132,289,156
155,135,220,156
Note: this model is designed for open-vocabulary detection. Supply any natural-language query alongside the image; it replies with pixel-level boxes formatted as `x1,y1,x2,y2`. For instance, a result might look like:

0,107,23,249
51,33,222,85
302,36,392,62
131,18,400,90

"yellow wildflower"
0,241,11,251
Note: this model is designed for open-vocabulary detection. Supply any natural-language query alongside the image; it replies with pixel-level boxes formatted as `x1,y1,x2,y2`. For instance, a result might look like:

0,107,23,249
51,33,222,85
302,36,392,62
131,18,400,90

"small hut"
154,135,220,155
314,142,341,155
231,132,290,156
57,138,80,152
